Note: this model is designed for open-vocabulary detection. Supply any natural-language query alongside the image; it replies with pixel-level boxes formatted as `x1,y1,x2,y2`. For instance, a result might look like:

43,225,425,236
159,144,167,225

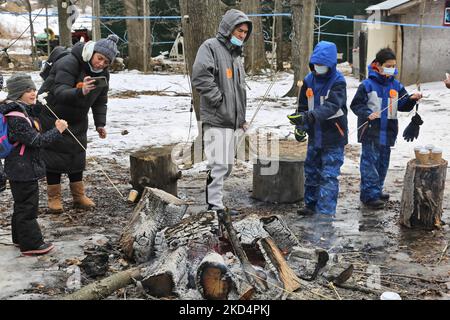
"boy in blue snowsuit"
350,48,422,209
288,41,348,217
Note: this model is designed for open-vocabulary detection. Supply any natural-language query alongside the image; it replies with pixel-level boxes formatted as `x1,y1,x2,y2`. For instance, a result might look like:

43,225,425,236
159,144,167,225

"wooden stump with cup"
400,147,447,229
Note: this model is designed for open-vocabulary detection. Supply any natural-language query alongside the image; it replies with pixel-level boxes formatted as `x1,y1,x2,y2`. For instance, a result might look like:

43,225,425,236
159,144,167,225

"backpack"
0,112,32,159
40,46,72,80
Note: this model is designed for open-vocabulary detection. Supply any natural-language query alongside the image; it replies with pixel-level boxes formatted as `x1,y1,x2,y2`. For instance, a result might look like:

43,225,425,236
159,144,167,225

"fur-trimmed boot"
70,181,95,209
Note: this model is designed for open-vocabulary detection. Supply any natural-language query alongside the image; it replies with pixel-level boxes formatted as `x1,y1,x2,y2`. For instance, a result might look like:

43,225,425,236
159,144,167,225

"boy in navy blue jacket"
288,41,348,218
350,48,422,209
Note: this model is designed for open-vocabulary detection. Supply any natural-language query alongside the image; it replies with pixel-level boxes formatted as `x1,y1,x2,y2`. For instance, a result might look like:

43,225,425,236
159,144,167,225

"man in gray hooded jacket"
192,9,252,214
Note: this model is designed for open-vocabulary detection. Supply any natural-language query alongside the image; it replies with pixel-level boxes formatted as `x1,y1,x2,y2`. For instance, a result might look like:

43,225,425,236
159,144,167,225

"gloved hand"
403,113,423,142
288,111,314,126
294,127,307,142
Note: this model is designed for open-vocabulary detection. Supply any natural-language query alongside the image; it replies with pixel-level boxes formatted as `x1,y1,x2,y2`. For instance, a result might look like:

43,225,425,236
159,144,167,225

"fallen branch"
437,241,449,265
63,267,143,300
353,270,448,284
219,210,267,293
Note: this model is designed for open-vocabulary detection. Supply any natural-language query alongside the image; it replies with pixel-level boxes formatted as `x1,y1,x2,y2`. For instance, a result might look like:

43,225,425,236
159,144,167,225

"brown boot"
47,184,63,213
70,181,95,209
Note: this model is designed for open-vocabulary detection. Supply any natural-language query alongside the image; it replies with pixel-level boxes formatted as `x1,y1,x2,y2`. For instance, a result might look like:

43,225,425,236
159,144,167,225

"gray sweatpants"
204,126,243,210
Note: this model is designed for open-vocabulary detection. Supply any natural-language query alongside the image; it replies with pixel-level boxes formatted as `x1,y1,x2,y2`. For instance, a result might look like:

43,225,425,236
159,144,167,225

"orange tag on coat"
306,88,314,98
389,89,398,98
76,82,84,89
226,68,233,79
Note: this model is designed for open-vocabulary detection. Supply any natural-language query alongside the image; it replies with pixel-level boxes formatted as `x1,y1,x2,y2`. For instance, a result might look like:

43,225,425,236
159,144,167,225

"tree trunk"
285,0,315,97
252,157,305,203
140,247,188,298
179,0,223,122
129,145,182,197
240,0,269,74
57,0,72,47
120,187,188,263
274,0,284,71
123,0,151,71
400,159,447,230
92,0,101,41
150,212,221,299
24,0,37,67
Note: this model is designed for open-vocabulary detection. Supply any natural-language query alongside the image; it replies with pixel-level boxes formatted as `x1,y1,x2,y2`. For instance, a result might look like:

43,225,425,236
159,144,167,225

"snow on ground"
0,6,92,55
1,70,449,174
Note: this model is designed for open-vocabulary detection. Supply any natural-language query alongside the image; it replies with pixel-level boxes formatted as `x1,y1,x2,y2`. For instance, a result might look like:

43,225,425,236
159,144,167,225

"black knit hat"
6,73,36,101
94,34,119,63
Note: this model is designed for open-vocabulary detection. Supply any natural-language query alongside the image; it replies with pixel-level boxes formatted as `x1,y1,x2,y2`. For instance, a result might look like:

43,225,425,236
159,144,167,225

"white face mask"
314,65,329,75
382,67,397,76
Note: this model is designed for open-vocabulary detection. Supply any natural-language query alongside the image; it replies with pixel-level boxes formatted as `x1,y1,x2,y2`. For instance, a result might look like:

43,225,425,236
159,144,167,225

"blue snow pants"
304,144,345,215
360,142,391,203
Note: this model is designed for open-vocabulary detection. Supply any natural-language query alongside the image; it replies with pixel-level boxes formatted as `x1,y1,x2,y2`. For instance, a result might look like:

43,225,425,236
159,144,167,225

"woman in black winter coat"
0,73,68,256
38,35,119,213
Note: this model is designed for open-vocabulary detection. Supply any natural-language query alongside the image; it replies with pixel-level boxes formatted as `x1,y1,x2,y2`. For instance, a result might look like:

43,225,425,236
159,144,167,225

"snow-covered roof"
366,0,411,12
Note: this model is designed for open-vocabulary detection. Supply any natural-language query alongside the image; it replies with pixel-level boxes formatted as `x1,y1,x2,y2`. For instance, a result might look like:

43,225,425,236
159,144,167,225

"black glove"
403,113,423,142
294,127,307,142
288,111,314,127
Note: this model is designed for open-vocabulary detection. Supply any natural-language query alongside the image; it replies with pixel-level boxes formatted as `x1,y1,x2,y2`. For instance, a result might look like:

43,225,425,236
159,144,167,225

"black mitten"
403,113,423,142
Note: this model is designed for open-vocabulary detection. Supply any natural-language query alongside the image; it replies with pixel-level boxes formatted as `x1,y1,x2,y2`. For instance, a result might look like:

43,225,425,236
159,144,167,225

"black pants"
10,180,44,251
0,161,6,192
46,171,83,185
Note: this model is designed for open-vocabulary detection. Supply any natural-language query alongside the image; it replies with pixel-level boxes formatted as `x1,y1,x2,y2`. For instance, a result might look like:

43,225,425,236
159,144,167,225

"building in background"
355,0,450,85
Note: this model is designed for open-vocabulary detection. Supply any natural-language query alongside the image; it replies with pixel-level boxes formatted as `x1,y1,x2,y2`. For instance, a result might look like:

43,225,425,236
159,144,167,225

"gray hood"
217,9,253,43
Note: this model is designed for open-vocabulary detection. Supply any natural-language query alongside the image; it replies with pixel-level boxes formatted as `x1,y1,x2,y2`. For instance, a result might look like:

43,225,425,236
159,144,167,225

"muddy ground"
0,143,449,300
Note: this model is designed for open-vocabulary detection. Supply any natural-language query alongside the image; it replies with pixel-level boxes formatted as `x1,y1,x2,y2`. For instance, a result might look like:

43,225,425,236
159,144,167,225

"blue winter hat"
94,34,119,63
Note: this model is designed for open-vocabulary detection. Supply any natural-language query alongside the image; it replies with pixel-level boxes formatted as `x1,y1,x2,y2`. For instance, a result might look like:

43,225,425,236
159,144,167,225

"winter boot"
70,181,96,209
47,184,63,213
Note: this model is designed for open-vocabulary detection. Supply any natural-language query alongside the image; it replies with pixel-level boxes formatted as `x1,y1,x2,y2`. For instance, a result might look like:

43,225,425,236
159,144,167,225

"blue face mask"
383,67,398,77
230,36,244,47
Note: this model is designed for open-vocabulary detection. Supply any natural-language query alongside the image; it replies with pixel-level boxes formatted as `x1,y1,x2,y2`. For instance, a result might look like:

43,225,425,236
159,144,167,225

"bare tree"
274,0,284,71
240,0,269,74
285,0,315,97
57,0,73,47
92,0,101,41
23,0,37,66
123,0,152,71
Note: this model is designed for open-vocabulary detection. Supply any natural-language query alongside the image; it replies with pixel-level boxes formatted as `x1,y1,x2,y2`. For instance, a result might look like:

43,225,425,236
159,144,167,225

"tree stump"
253,157,304,203
130,145,182,197
120,187,188,263
400,159,447,230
